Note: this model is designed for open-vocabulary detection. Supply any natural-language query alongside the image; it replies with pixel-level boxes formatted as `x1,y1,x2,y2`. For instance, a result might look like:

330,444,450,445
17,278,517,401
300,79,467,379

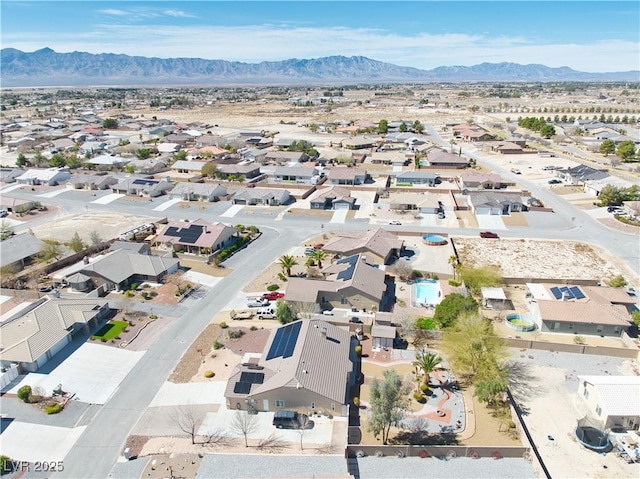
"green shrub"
130,283,139,291
213,340,223,350
353,397,360,407
448,279,462,287
204,370,215,378
267,284,280,291
141,292,149,299
420,383,429,393
416,317,437,330
17,385,31,403
574,335,586,345
355,345,362,356
219,321,228,329
45,403,63,415
413,390,426,403
124,290,135,298
228,329,245,339
411,270,423,279
149,291,158,297
508,420,516,429
149,314,158,320
250,325,258,331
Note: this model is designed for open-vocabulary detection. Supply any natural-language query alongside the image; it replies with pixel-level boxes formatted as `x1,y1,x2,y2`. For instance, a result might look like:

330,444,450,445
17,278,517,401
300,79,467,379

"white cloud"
4,25,639,73
163,9,195,18
98,9,129,16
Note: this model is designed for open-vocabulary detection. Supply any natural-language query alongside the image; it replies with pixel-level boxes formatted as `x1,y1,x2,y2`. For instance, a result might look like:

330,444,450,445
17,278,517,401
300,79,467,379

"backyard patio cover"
481,287,507,301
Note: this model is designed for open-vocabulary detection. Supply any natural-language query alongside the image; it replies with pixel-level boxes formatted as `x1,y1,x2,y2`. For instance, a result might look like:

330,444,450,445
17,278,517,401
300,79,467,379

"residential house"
0,168,25,184
170,160,211,175
16,167,71,186
467,191,524,215
216,163,261,180
0,298,111,372
67,174,118,190
327,167,367,186
169,182,228,202
488,141,528,154
232,188,291,206
424,150,468,169
395,171,437,186
386,192,442,214
162,133,192,145
157,143,181,154
154,219,237,255
309,186,356,210
66,249,179,292
557,164,608,185
111,178,173,197
459,172,507,191
84,154,130,169
224,319,355,416
452,125,496,142
577,376,640,431
322,228,403,265
79,141,108,155
584,176,636,198
0,233,45,272
371,312,397,350
273,166,318,183
526,283,635,337
342,136,377,150
264,151,309,164
369,151,406,166
49,137,76,152
126,158,168,175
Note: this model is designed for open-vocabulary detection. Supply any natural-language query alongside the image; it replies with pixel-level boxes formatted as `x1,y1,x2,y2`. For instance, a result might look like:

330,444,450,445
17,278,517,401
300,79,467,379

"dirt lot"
454,237,631,281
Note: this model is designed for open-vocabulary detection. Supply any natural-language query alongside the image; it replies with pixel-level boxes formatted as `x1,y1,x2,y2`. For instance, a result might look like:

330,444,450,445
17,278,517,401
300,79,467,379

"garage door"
333,202,350,210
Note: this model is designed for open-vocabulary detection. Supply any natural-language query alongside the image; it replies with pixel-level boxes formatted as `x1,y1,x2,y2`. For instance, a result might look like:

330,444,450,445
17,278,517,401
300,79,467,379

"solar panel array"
233,382,251,394
265,321,302,360
336,255,359,281
163,224,205,244
549,286,585,300
132,178,158,186
240,372,264,384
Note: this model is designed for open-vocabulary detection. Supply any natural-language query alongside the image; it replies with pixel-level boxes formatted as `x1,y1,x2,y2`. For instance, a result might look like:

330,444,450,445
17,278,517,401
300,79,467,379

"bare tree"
170,404,204,444
89,230,103,246
290,300,317,320
397,314,418,346
231,410,259,447
201,426,232,447
257,433,286,453
392,258,413,282
295,414,314,450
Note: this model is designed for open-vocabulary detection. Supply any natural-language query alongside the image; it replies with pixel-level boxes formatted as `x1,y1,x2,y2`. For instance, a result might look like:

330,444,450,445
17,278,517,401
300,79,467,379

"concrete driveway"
149,381,227,407
0,422,86,462
9,343,144,405
476,214,506,230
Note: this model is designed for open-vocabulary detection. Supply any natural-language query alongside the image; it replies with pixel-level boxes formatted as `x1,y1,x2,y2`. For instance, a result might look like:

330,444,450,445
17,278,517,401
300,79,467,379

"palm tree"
279,255,298,277
448,255,460,281
413,351,442,388
309,249,327,269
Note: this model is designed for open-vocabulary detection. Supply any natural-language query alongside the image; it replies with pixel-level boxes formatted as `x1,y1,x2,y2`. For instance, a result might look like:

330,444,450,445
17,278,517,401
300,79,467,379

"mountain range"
1,47,638,87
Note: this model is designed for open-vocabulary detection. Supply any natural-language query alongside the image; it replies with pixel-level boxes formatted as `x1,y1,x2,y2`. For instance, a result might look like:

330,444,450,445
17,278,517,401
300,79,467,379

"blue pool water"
415,280,443,306
423,234,447,245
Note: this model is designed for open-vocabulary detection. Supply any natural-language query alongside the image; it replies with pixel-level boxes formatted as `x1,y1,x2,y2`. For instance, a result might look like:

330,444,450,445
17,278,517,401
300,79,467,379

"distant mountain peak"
1,47,638,87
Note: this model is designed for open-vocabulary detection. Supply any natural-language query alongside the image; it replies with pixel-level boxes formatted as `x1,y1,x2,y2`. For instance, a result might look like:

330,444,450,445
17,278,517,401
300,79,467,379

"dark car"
38,286,53,293
479,231,499,239
349,317,362,323
548,179,562,184
272,410,313,429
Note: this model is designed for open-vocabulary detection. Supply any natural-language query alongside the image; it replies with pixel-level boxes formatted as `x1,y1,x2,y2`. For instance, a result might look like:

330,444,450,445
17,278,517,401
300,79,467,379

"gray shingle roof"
0,233,44,268
76,250,178,284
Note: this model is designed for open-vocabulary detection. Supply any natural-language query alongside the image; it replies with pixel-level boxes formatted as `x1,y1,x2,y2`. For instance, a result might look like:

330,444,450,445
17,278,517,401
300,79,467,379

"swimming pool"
414,280,443,307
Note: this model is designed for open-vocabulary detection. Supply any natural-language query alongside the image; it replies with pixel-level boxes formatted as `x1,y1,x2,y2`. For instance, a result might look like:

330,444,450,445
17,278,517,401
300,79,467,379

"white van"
247,297,269,308
257,307,276,319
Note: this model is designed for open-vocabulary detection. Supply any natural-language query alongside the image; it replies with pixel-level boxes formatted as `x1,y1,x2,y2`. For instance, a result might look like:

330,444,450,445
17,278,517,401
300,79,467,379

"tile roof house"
66,250,179,292
576,376,640,431
170,160,211,174
0,298,111,372
369,151,407,166
284,253,388,312
153,219,237,255
395,171,437,186
273,166,318,182
0,167,25,184
526,283,635,337
557,164,609,185
327,167,367,185
232,188,290,206
264,151,309,164
67,174,118,190
459,172,507,190
424,150,469,169
322,228,404,265
216,163,261,180
467,191,524,215
169,182,228,202
111,178,174,197
0,233,45,271
309,186,356,210
342,136,377,150
386,192,443,215
16,167,71,186
225,319,355,416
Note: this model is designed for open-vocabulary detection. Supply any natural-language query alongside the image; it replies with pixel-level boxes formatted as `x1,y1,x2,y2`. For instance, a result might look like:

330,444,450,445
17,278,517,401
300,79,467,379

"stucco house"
273,166,318,183
0,298,111,372
322,228,403,265
232,188,290,206
284,253,388,313
423,150,468,169
395,171,437,186
557,164,609,185
459,172,507,190
67,174,118,190
16,167,71,186
111,178,174,197
169,182,228,202
577,376,640,431
467,191,524,215
170,160,211,175
309,186,356,210
526,283,635,337
225,319,355,416
327,167,367,186
153,219,237,255
265,151,309,164
0,233,45,272
216,163,261,180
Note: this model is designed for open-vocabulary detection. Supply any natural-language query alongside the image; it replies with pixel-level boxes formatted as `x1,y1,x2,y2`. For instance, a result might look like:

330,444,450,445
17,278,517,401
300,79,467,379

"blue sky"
1,1,639,72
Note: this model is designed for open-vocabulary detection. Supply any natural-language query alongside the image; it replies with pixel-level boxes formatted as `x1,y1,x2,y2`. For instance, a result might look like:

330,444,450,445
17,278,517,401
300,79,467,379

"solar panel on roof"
337,255,359,281
570,286,585,300
550,287,562,300
240,372,264,384
165,226,179,236
233,382,252,394
559,286,575,299
265,321,302,360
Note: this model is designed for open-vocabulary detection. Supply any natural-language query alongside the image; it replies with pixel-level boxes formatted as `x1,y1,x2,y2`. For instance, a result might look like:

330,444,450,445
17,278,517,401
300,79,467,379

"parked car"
257,307,276,320
262,291,285,301
0,209,8,218
247,298,269,308
322,310,334,316
272,410,313,429
548,179,562,184
349,317,362,323
389,220,402,225
313,243,324,250
437,211,446,219
479,231,499,239
38,286,53,293
304,247,317,256
542,165,556,171
510,168,521,174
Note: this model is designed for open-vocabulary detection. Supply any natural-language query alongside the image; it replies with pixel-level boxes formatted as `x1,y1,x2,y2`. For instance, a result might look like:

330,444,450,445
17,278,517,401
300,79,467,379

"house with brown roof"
459,172,507,190
342,136,377,150
0,298,111,372
284,254,389,313
224,319,355,416
154,219,237,255
265,151,309,164
424,150,469,169
322,228,404,265
309,186,356,210
216,163,261,180
526,283,635,337
327,167,367,185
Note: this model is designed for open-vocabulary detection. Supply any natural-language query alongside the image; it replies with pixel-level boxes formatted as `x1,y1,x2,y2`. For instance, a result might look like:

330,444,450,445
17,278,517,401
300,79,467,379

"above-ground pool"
505,314,536,332
423,234,448,246
574,426,611,452
414,279,443,307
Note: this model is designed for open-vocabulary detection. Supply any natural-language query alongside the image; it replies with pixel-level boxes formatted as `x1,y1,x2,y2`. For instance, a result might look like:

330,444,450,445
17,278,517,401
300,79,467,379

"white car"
322,310,334,316
389,220,402,225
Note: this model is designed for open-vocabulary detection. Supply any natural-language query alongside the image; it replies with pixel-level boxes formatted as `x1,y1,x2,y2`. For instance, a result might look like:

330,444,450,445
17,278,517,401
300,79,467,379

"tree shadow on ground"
389,431,459,446
504,359,545,404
